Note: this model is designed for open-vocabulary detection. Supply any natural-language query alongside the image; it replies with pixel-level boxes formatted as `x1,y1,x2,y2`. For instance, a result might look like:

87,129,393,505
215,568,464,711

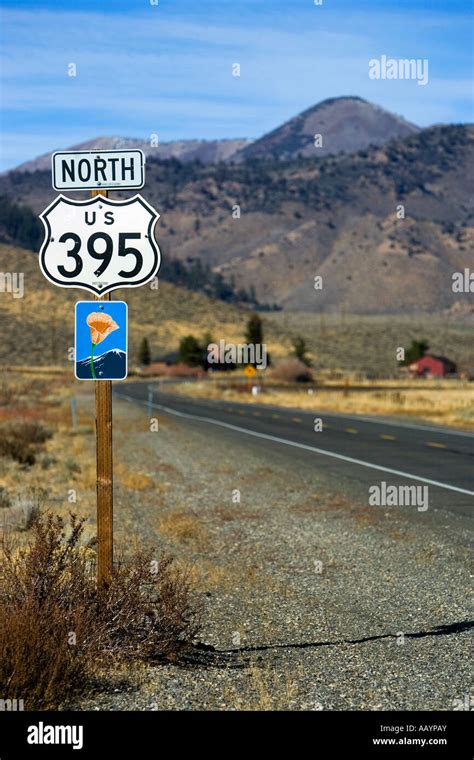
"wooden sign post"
39,149,161,591
95,360,114,587
91,189,113,587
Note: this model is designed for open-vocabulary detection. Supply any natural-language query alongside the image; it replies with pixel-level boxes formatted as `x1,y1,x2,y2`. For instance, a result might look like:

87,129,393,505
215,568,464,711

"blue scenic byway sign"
75,301,128,381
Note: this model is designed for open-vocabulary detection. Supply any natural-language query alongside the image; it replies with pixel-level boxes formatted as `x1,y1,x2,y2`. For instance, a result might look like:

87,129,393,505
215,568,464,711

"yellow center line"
292,417,302,423
345,427,358,434
380,434,396,441
272,413,281,419
426,442,447,449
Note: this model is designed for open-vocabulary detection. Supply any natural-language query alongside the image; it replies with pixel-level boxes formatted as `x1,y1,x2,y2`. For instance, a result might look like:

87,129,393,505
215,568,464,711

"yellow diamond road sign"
244,364,257,378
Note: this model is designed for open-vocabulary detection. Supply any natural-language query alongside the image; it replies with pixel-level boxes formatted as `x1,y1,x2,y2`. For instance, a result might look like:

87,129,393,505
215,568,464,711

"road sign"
75,301,128,380
52,149,145,191
244,364,257,378
39,194,161,295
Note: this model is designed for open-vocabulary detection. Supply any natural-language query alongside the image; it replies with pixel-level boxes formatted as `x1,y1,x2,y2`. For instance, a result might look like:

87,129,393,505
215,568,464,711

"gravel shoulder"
75,393,472,711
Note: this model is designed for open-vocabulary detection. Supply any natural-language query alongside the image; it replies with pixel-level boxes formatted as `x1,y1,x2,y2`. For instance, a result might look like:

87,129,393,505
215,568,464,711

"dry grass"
159,511,209,549
115,463,154,491
266,311,474,376
0,486,48,532
267,384,474,428
178,559,232,593
170,377,474,429
0,243,290,369
0,512,201,709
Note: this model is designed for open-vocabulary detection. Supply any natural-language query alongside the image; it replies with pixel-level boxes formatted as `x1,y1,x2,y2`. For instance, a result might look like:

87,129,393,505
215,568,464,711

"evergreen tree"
178,335,203,367
0,195,42,251
401,339,429,366
138,337,151,365
245,313,263,345
202,332,214,351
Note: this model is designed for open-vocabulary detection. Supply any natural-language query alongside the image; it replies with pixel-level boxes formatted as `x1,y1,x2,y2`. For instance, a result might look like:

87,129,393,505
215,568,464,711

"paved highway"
115,382,474,518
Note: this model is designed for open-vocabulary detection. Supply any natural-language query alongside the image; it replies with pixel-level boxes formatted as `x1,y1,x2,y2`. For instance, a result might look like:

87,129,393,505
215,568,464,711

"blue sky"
1,0,472,171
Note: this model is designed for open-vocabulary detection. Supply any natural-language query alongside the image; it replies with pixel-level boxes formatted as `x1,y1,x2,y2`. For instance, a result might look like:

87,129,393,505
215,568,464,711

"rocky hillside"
146,124,473,313
1,124,472,314
232,96,419,161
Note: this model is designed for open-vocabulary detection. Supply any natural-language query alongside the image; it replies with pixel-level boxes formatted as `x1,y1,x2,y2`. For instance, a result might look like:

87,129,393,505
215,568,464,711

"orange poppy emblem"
86,312,119,346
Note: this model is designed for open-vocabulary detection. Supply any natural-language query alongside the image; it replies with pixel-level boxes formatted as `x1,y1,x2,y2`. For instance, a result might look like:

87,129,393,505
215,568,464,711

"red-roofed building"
409,355,457,378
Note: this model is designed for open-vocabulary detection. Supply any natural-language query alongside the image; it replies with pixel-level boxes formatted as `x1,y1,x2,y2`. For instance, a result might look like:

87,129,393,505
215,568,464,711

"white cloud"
0,5,471,170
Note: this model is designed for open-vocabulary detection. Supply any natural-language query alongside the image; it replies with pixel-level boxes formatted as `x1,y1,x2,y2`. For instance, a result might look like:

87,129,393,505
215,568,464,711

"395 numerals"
57,232,143,278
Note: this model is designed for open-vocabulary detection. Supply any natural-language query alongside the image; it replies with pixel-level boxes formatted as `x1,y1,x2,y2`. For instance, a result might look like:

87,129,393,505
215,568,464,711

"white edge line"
115,393,474,498
150,381,474,439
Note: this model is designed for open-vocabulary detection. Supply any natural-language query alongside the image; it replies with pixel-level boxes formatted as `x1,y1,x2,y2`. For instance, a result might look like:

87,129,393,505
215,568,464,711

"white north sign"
52,149,145,190
39,194,160,296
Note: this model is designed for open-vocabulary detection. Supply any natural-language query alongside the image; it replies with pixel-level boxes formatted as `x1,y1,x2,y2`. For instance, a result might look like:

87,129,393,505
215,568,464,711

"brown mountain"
9,96,419,175
1,123,472,315
11,136,254,173
147,124,473,313
232,96,419,161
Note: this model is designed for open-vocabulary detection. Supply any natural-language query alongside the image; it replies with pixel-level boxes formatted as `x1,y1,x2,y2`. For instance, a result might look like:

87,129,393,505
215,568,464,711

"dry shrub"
271,358,313,383
0,383,13,407
0,487,48,532
0,487,11,510
0,514,95,708
19,486,47,530
0,512,201,709
0,421,52,465
95,551,200,663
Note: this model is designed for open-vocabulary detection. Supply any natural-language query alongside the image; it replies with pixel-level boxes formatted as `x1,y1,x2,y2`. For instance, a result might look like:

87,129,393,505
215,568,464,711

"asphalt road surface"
116,382,473,518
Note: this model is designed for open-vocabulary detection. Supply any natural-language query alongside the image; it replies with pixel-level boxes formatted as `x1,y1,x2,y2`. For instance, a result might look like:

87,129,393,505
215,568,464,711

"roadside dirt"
67,389,471,711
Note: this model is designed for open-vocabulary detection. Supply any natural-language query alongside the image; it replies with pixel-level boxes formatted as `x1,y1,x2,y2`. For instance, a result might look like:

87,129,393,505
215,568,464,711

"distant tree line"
160,256,267,306
0,195,43,251
0,195,279,309
160,256,280,309
177,314,268,370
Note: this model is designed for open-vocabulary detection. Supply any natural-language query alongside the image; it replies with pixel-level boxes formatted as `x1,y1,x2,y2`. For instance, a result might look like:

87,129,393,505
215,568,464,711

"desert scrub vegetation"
0,486,48,532
0,512,201,709
270,358,314,383
0,421,52,465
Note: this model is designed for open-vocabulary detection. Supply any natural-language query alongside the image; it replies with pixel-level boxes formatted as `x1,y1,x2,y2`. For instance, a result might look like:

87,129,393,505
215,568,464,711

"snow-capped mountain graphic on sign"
76,349,127,380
